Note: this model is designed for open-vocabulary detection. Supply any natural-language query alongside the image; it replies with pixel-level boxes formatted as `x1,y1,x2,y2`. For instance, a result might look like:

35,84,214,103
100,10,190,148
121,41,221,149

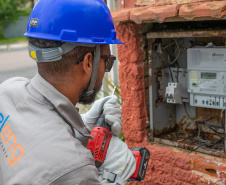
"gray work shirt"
0,73,101,185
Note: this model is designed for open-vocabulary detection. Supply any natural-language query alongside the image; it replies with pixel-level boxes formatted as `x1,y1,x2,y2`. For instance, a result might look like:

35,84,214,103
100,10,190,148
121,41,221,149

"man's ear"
82,53,93,76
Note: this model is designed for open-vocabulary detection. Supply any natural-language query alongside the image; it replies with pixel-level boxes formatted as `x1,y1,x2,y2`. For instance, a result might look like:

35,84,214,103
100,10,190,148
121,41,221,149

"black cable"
205,115,217,122
183,104,225,153
194,121,224,135
221,113,225,131
175,61,179,83
189,41,207,48
189,138,224,153
195,121,199,132
168,65,174,83
202,115,224,134
208,126,224,135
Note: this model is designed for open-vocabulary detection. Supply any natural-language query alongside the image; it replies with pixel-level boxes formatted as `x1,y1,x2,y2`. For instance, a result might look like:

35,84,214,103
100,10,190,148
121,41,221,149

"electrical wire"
168,39,180,65
160,38,183,65
168,65,174,82
175,61,179,83
183,103,207,142
184,112,225,154
189,138,224,153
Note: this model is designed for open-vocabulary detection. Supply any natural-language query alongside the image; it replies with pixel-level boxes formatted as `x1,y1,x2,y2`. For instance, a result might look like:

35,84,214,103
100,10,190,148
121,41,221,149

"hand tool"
87,86,150,181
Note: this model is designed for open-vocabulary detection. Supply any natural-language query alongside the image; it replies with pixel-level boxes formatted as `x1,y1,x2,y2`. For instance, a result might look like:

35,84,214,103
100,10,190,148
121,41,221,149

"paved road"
0,48,37,83
0,48,89,113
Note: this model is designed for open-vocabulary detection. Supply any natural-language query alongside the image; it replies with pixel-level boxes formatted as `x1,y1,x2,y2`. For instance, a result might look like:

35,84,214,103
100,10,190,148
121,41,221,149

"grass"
0,37,27,44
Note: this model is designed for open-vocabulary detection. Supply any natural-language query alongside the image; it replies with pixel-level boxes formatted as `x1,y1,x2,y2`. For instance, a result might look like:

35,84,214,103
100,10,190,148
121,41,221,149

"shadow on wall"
3,16,29,38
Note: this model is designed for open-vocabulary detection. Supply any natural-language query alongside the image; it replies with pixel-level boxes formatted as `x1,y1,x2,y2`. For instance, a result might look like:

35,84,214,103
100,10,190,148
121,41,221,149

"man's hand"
98,136,136,185
81,95,122,136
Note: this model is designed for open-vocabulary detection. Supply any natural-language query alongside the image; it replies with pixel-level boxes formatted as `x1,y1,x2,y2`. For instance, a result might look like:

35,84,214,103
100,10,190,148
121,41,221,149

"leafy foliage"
0,0,31,38
0,36,27,44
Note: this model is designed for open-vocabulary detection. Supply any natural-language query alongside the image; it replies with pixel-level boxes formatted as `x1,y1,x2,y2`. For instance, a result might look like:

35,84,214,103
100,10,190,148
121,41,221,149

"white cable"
168,39,180,65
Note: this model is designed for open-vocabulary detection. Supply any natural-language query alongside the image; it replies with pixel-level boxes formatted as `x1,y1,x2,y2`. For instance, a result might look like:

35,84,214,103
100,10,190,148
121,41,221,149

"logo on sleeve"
0,113,24,166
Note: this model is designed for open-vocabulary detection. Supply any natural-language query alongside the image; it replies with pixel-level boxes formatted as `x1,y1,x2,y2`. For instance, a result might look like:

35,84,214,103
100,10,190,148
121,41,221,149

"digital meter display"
201,72,217,79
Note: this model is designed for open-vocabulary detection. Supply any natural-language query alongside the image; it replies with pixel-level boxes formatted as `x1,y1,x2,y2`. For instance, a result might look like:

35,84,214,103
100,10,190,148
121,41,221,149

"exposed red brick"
146,0,174,6
123,129,147,142
115,3,226,184
111,0,226,25
189,159,219,178
179,1,226,20
120,0,138,9
218,165,226,182
135,0,215,7
135,0,156,7
127,143,226,184
117,22,148,144
122,117,147,131
116,24,144,63
119,63,144,82
122,100,146,115
111,8,132,26
120,78,145,92
130,4,179,23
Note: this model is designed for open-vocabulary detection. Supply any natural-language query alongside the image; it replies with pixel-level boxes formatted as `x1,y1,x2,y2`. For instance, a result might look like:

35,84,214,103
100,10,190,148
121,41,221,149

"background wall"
116,21,226,185
3,16,29,38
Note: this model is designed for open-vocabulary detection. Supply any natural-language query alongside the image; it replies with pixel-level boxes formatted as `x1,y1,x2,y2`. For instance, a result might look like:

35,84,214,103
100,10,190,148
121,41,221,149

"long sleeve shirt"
0,73,101,185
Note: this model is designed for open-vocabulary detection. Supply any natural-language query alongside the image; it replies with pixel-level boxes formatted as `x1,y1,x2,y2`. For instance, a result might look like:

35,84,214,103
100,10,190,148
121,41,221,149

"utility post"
102,0,120,97
108,0,120,86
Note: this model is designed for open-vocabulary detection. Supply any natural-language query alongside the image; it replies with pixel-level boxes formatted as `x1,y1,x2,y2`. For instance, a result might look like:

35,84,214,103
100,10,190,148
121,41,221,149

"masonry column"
116,23,148,147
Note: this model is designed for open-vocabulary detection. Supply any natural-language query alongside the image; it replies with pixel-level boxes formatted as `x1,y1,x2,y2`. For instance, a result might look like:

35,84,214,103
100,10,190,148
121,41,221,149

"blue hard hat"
24,0,123,45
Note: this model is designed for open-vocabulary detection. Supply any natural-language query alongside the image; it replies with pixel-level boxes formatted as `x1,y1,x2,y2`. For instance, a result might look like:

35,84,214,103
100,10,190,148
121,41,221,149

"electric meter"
187,47,226,109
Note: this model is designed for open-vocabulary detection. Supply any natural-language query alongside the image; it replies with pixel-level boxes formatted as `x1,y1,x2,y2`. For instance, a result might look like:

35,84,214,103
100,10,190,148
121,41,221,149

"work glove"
81,95,122,137
98,136,136,185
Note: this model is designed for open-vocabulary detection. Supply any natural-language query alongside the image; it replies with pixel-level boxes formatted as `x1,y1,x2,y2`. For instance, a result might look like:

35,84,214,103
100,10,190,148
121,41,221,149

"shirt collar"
31,73,93,139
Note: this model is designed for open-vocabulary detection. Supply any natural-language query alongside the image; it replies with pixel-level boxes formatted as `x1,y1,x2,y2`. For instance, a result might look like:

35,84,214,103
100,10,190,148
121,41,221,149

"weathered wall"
116,22,226,184
116,23,147,144
120,0,137,8
128,0,224,7
117,0,211,9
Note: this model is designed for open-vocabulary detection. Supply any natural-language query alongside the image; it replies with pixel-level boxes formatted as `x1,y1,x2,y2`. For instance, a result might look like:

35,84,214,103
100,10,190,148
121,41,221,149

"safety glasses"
76,52,116,72
101,54,116,72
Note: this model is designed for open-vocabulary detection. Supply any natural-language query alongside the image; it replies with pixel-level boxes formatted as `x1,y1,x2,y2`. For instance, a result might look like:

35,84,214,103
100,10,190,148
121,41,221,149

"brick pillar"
116,23,148,147
115,22,226,185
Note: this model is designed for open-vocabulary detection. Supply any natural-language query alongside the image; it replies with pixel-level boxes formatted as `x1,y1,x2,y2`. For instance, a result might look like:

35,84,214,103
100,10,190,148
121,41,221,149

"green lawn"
0,37,27,44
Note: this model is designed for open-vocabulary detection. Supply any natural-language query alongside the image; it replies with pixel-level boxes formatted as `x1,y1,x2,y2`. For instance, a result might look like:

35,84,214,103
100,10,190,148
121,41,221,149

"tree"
0,0,31,38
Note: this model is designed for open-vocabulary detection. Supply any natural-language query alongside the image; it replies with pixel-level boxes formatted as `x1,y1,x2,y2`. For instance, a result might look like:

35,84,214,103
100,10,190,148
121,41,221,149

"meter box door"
187,48,226,109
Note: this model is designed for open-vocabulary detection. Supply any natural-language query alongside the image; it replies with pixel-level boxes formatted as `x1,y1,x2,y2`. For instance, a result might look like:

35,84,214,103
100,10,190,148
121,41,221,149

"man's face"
78,45,110,104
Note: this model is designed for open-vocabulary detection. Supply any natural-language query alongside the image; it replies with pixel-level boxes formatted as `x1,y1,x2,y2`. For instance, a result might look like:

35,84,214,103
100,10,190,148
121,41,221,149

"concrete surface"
0,46,89,114
0,48,37,83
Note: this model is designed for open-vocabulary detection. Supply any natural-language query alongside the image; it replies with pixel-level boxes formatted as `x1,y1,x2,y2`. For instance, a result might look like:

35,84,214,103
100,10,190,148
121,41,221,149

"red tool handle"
87,112,112,167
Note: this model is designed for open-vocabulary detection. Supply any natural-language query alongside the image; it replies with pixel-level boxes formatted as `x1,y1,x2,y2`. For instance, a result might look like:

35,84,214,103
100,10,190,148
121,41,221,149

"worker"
0,0,136,184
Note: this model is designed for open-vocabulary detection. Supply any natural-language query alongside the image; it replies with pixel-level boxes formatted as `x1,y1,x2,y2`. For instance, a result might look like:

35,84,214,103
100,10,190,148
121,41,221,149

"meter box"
187,48,226,109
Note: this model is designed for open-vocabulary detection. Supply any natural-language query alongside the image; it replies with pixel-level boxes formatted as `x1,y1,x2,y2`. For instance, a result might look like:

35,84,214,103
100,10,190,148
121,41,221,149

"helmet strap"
28,41,101,97
85,45,100,97
28,42,97,63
